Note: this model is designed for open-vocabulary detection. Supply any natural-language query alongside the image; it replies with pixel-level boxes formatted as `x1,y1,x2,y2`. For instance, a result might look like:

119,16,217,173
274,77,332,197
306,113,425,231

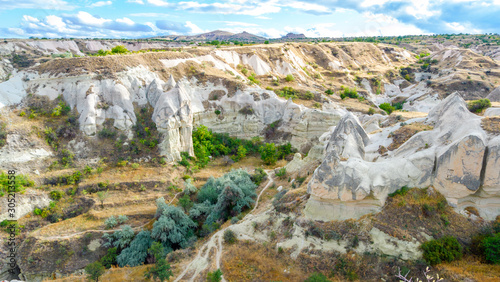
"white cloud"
284,1,331,15
127,0,144,3
255,16,271,19
147,0,172,7
185,21,204,34
88,1,112,8
116,17,135,25
22,15,40,23
73,11,111,26
214,21,259,27
0,0,76,10
130,13,172,17
405,0,441,20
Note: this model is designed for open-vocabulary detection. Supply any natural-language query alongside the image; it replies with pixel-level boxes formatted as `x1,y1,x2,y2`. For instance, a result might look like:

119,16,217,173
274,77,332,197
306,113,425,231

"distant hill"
282,33,307,39
152,30,266,42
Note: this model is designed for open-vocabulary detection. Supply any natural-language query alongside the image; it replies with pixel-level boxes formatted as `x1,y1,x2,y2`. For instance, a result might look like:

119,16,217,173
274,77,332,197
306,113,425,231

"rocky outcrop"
306,93,500,220
0,190,50,221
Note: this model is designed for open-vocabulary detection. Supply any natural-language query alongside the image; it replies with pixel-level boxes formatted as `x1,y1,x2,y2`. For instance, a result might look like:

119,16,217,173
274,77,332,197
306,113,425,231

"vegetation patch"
387,122,433,151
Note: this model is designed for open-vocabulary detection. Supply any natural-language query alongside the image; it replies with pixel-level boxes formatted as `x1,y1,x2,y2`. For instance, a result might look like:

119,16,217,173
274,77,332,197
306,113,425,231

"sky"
0,0,498,39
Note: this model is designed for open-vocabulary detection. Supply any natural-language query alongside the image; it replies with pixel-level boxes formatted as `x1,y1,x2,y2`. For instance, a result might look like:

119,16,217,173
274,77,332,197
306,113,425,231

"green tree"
236,145,247,161
178,194,193,213
259,143,278,165
421,236,463,265
152,202,197,251
117,230,153,267
483,233,500,264
96,190,109,208
207,269,223,282
111,45,128,54
144,242,173,282
100,247,117,269
85,261,105,282
379,103,395,115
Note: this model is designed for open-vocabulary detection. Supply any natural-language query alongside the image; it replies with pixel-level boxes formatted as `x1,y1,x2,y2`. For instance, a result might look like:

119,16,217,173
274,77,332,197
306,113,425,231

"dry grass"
221,240,308,281
482,117,500,134
387,122,433,151
438,255,500,282
43,265,151,282
372,187,485,243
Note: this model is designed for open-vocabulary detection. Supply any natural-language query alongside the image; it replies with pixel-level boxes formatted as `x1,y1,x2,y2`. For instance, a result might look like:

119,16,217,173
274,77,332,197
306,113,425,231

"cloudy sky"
0,0,498,39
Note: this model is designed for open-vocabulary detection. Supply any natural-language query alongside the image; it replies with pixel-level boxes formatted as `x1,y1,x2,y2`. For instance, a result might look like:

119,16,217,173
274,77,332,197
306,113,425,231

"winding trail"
32,192,182,241
174,169,274,282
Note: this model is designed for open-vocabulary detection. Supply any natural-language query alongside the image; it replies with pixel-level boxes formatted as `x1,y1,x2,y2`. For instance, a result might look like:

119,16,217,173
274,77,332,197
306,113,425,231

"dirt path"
32,192,182,241
174,169,274,282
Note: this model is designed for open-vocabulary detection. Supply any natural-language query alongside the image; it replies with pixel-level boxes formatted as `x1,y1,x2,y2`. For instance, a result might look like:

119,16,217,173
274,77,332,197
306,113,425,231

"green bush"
275,167,287,179
325,89,333,95
467,99,491,113
0,172,34,196
100,247,117,269
223,229,237,244
49,190,64,201
144,242,173,282
152,200,197,251
388,186,410,197
105,216,118,229
259,143,278,165
483,233,500,264
379,103,395,115
111,45,128,54
0,122,6,148
207,269,223,282
251,168,267,186
339,87,358,100
421,236,463,265
85,261,105,282
285,74,295,82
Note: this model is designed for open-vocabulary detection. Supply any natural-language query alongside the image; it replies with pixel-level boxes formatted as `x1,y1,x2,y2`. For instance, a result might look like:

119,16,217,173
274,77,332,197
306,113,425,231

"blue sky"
0,0,499,38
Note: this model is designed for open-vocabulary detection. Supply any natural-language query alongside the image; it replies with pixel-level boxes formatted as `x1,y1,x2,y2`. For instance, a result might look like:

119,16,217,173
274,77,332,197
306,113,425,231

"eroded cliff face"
306,93,500,221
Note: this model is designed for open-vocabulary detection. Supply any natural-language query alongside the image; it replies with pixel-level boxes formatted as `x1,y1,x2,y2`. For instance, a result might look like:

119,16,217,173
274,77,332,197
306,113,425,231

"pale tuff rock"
325,112,369,159
0,134,52,169
307,93,499,220
484,107,500,117
153,77,194,161
0,190,51,221
486,86,500,102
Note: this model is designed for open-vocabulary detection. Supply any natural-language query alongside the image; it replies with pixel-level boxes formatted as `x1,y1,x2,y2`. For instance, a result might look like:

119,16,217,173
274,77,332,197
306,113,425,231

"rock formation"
306,93,500,220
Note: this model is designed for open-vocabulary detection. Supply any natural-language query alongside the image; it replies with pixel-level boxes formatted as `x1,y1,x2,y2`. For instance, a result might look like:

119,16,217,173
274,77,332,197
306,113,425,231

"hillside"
0,37,499,282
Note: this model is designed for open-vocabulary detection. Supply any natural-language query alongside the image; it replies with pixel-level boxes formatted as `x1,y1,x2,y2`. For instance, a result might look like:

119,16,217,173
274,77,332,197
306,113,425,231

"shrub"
483,233,500,264
0,122,7,148
111,45,128,54
388,186,410,197
251,168,267,186
379,103,395,115
223,229,237,244
144,242,173,282
339,87,358,99
230,217,239,224
100,247,117,269
285,74,295,82
421,236,462,265
467,99,491,113
85,261,105,282
259,143,278,165
368,107,375,115
98,128,116,139
275,167,287,179
0,172,34,196
214,109,221,115
105,216,118,229
325,89,333,95
207,269,223,282
49,190,64,201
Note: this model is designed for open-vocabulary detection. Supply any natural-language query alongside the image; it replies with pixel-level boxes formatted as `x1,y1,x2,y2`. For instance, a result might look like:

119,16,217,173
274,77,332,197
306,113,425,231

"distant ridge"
282,32,307,39
152,30,266,42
